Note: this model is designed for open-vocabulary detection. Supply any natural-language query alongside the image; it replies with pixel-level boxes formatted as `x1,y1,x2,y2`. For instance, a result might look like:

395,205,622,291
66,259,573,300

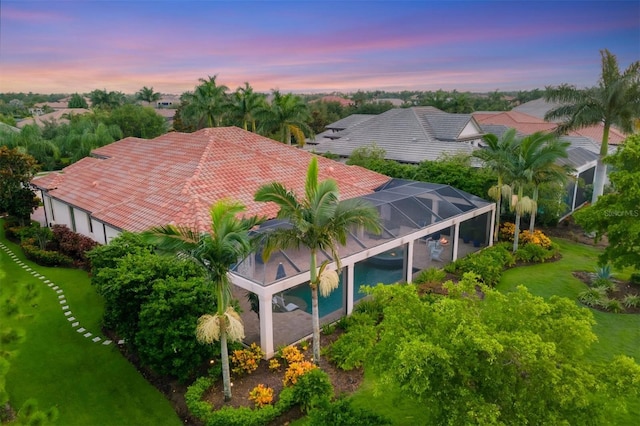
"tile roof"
31,127,390,233
308,107,483,163
17,109,91,128
473,111,557,135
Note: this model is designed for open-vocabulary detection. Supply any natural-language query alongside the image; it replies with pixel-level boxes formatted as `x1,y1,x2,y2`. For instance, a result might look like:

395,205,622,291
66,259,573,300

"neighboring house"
513,98,627,145
17,108,91,128
35,96,92,110
307,106,485,163
311,95,353,107
31,126,495,357
155,94,180,108
373,98,405,106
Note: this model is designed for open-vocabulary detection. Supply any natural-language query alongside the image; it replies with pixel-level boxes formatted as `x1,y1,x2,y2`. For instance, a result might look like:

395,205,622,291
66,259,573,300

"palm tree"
508,132,570,251
545,49,640,202
526,140,573,232
231,83,265,132
136,86,161,106
257,90,312,145
141,200,263,401
473,128,519,241
254,157,381,364
181,75,230,129
89,89,125,110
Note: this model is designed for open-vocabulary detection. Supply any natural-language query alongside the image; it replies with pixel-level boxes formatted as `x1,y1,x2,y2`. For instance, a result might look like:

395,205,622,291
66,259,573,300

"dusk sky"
1,0,638,95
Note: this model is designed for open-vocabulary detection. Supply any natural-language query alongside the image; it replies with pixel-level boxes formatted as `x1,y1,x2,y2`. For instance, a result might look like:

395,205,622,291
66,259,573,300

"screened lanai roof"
233,179,492,286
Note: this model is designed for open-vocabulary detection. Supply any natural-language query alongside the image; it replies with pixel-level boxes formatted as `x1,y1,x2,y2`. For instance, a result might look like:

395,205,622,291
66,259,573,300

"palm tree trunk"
591,158,607,203
309,250,320,365
529,186,539,232
495,196,501,241
592,124,610,203
220,329,232,401
513,212,521,253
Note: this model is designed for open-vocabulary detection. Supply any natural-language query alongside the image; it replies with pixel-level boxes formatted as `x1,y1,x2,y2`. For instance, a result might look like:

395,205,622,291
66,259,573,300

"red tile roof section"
32,127,389,233
473,111,627,145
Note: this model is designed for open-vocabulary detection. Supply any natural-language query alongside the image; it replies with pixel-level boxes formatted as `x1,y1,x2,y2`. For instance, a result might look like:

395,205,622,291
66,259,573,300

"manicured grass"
1,230,181,426
497,238,640,423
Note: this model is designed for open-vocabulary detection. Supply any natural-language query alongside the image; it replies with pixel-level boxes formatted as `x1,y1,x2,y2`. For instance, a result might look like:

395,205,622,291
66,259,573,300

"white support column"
346,264,355,315
571,173,580,211
452,222,460,261
258,293,274,359
406,242,414,283
488,208,496,247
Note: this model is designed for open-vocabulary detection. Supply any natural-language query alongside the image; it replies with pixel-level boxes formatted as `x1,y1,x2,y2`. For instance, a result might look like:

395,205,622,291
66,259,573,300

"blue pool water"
283,260,404,317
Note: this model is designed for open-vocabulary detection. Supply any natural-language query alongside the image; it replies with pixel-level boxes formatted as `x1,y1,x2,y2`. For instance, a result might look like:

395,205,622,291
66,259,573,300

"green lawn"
1,229,181,426
347,238,640,425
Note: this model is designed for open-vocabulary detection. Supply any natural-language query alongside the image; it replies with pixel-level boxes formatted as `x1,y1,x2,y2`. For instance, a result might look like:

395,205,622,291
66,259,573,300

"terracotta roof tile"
32,127,389,233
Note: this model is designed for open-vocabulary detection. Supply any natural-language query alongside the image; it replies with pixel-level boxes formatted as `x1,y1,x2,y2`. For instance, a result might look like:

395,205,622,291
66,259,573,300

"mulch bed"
572,271,640,314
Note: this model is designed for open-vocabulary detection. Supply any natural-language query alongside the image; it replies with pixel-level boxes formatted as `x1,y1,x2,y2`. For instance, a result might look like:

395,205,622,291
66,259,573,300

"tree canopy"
347,275,640,425
574,134,640,270
0,146,40,224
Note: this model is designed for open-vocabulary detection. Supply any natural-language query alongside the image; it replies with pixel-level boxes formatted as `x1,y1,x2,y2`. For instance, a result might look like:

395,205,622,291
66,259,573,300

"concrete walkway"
0,240,121,347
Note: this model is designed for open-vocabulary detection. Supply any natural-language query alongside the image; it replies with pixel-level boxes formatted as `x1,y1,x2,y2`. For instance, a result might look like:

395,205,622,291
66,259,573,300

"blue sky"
1,0,638,94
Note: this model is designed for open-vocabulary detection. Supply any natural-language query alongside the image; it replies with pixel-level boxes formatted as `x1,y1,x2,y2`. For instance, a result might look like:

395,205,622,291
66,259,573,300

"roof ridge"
410,107,434,141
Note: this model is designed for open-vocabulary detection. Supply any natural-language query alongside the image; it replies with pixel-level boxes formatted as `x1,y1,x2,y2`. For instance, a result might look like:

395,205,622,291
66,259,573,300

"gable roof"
308,107,483,163
513,99,627,145
32,127,390,233
473,111,558,135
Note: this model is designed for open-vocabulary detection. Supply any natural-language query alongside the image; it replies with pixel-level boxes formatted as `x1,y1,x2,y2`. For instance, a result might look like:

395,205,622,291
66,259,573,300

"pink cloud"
2,6,71,22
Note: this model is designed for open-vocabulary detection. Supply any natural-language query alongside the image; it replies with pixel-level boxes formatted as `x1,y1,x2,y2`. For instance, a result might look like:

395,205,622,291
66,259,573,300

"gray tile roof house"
307,107,484,163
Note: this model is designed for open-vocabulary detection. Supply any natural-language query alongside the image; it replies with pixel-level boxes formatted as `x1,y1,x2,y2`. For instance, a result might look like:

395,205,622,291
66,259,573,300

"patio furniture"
427,240,444,261
272,294,299,312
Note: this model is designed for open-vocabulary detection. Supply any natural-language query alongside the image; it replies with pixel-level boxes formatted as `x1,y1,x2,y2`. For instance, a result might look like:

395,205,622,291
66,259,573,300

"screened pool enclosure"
230,179,495,357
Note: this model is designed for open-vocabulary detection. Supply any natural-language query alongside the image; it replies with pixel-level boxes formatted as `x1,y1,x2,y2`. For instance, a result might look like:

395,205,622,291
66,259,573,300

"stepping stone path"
0,241,120,347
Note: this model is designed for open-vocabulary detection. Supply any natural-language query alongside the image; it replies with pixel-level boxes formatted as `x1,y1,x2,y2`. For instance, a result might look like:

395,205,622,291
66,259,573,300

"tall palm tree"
508,132,570,251
257,90,312,145
181,75,230,129
136,86,161,106
545,49,640,202
141,200,263,401
254,157,381,364
231,83,265,132
473,128,519,241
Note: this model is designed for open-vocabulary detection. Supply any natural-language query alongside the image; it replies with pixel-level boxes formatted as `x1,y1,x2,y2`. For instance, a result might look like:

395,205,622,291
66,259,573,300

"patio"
230,179,495,357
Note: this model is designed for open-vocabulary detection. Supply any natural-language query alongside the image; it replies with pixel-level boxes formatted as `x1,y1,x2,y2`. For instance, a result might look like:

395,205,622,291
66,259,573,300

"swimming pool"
283,259,404,317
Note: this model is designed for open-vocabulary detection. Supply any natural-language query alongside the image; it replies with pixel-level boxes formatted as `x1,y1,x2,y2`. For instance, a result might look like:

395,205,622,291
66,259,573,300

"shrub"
268,359,281,372
307,398,392,426
352,299,384,324
578,287,607,307
592,277,617,293
20,243,73,267
283,361,317,386
321,322,337,335
324,319,377,371
185,377,214,420
50,224,98,269
231,343,264,376
629,273,640,286
602,298,624,313
515,243,554,263
279,345,304,365
299,340,310,351
291,368,333,413
414,267,446,285
519,229,552,249
248,384,274,408
595,264,614,280
623,295,640,308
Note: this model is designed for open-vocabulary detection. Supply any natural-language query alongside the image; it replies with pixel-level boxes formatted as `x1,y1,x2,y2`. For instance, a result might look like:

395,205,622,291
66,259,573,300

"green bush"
414,267,446,285
592,277,617,293
578,287,607,307
324,319,377,371
623,295,640,308
20,243,73,267
352,299,384,324
629,273,640,286
185,377,214,420
307,398,392,426
602,298,624,313
515,243,554,263
291,368,334,413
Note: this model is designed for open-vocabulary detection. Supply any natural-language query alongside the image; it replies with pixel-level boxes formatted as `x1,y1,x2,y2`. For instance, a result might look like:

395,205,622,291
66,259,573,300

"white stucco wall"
73,207,91,237
459,121,481,138
51,198,71,228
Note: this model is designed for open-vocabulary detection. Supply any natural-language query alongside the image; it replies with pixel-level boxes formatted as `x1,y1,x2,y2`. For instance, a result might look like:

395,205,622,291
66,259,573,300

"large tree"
89,89,125,110
257,90,312,145
181,75,230,129
507,132,570,251
0,146,40,225
254,157,381,363
358,274,640,425
67,93,88,109
575,134,640,270
107,104,167,139
136,86,161,106
545,49,640,202
231,82,265,132
141,200,263,401
472,129,519,240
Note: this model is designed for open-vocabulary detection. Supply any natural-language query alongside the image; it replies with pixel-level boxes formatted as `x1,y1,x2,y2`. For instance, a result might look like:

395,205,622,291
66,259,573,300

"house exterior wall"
459,121,481,138
51,198,72,229
73,207,92,237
